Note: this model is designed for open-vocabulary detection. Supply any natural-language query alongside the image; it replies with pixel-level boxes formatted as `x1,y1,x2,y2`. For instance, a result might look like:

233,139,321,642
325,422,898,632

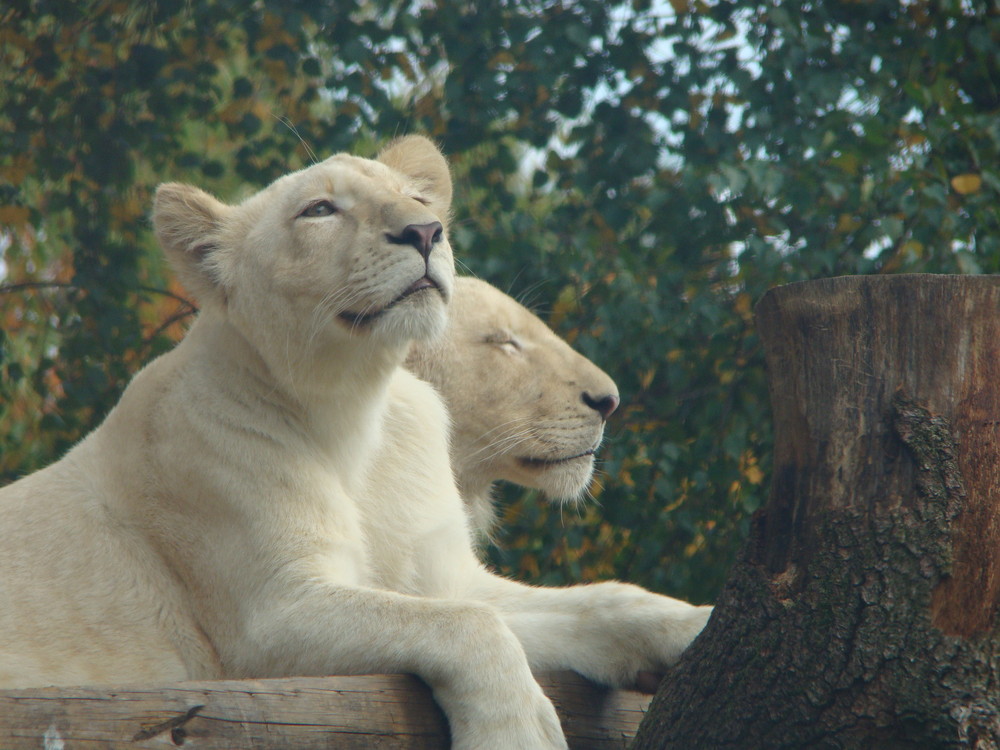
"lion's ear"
153,182,231,307
377,135,453,221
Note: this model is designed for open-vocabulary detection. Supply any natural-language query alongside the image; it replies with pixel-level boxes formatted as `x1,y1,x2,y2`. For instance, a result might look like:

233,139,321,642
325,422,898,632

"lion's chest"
344,373,474,596
290,462,461,596
354,485,468,597
271,372,473,597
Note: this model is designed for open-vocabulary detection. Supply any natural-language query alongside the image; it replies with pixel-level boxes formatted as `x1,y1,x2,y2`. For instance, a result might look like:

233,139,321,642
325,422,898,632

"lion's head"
153,136,455,382
407,277,619,536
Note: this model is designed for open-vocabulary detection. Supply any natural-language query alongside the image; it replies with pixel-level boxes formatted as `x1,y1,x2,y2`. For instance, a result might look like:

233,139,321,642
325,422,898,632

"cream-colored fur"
0,137,709,750
407,276,621,539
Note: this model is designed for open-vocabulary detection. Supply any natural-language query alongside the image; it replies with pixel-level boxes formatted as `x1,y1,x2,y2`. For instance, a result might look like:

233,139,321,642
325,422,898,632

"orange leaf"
951,174,982,195
0,205,29,230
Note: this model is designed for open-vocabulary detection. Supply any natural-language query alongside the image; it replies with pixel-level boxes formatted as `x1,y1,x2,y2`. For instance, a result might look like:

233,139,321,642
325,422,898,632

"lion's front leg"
234,583,567,750
465,571,712,692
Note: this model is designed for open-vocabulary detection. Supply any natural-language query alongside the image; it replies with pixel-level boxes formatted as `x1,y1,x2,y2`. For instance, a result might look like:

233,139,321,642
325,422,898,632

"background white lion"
407,276,620,542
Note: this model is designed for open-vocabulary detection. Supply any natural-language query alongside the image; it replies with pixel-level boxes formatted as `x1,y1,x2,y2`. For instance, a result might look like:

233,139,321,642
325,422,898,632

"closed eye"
298,200,338,218
483,332,522,353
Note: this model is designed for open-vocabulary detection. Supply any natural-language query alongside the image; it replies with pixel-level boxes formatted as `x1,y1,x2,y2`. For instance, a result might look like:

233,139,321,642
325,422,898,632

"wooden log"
0,671,650,749
632,274,1000,749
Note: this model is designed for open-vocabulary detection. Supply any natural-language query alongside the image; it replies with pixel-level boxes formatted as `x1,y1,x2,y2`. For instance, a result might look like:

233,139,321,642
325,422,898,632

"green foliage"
2,0,998,603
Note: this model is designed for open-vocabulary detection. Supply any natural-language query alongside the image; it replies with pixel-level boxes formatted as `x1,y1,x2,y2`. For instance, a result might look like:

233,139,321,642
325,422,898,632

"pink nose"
583,392,620,421
387,222,443,261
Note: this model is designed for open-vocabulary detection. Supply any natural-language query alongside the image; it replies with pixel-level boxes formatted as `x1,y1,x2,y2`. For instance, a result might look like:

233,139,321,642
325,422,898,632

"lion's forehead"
452,284,560,351
316,154,396,184
248,155,422,215
311,155,422,201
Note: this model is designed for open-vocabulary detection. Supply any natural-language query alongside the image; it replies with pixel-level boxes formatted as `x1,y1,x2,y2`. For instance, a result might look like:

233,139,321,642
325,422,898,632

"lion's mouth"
518,449,596,468
339,276,441,327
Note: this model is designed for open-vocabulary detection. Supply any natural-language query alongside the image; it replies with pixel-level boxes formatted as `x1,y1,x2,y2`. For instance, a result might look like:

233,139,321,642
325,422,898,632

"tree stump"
632,274,1000,749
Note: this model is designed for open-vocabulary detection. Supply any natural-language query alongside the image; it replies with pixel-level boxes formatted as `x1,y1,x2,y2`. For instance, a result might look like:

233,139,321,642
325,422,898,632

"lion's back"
0,426,214,688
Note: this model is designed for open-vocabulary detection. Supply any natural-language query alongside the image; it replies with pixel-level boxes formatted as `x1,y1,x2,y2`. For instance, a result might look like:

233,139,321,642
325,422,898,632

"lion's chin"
339,276,443,328
338,277,450,345
506,453,597,502
373,291,449,346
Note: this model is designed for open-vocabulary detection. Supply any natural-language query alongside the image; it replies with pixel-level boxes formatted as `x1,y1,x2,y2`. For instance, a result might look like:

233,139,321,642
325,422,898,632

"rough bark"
632,274,1000,749
0,671,649,749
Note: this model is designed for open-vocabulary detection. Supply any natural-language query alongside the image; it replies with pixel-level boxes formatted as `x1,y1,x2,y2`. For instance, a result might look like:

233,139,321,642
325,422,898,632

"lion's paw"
448,682,567,750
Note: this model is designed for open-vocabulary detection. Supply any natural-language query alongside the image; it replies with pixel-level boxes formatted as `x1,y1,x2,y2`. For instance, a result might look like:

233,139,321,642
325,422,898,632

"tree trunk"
632,274,1000,749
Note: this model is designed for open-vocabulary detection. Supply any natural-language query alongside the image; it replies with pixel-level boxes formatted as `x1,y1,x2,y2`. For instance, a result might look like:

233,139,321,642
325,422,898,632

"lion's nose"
582,391,620,421
388,221,443,261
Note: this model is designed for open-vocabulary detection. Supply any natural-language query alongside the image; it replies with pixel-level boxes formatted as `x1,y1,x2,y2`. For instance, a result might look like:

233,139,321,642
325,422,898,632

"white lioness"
0,137,709,749
406,276,621,541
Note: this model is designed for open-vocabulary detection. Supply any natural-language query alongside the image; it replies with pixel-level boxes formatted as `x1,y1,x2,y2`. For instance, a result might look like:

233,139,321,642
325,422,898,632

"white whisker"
270,112,319,165
305,287,362,348
453,258,479,278
469,415,538,444
464,421,537,463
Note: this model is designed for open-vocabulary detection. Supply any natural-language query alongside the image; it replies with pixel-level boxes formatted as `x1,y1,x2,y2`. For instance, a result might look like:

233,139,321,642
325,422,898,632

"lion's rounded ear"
153,182,230,307
377,135,453,220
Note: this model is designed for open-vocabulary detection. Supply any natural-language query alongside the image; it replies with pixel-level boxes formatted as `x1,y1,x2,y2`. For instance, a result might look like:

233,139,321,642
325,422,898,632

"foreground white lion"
406,276,621,541
0,136,709,749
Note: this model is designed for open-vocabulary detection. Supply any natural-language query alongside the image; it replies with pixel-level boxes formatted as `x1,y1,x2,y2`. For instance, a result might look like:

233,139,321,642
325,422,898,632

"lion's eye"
299,200,337,218
484,332,521,353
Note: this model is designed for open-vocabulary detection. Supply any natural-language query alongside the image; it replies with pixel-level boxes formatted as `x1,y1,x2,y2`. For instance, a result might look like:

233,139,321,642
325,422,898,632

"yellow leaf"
951,174,982,195
489,51,515,67
733,292,752,319
90,41,117,67
745,465,765,485
251,99,271,121
683,533,705,558
0,205,30,230
262,58,288,80
110,195,142,225
662,493,686,513
835,213,862,233
831,152,860,176
217,101,242,125
0,155,32,186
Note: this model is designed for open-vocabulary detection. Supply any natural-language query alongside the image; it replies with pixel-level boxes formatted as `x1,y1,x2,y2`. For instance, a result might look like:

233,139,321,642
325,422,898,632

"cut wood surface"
0,670,650,749
632,274,1000,749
